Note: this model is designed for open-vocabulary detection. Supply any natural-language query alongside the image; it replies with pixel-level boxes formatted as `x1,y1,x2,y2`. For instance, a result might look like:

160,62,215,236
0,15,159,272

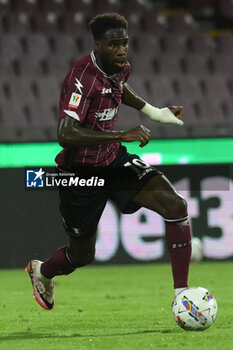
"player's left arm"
122,83,184,125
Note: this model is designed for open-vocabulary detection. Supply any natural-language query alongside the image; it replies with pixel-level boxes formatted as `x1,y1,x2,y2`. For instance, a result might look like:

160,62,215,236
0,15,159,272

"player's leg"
26,233,97,311
108,146,191,295
26,184,107,310
133,174,191,294
133,174,187,218
68,234,97,267
40,232,97,279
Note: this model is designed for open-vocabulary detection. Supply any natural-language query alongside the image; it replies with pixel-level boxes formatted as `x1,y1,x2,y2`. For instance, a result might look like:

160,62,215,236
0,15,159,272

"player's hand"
141,104,184,125
168,106,184,123
121,125,151,148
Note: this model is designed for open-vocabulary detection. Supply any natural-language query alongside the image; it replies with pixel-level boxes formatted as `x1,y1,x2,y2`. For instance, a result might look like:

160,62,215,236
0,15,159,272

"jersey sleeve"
59,66,95,123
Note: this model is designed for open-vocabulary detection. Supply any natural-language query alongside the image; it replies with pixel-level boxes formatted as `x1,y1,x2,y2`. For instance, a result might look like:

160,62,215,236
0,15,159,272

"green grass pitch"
0,262,233,350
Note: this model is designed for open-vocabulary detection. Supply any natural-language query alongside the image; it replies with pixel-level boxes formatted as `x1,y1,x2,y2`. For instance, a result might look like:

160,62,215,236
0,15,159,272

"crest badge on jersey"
68,92,82,109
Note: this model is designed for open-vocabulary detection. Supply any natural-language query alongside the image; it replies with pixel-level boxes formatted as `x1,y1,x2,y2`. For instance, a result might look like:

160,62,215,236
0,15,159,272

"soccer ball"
172,287,218,331
191,237,204,263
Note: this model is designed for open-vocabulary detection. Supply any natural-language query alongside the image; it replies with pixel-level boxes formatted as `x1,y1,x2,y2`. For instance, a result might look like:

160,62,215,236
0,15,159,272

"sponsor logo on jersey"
68,92,82,109
26,168,45,187
95,107,119,121
101,87,112,94
74,78,83,94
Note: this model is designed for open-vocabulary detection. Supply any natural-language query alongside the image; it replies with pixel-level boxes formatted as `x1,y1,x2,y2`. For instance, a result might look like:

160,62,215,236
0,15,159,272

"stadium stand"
216,31,233,54
212,55,233,75
218,0,233,19
0,0,233,141
168,11,198,33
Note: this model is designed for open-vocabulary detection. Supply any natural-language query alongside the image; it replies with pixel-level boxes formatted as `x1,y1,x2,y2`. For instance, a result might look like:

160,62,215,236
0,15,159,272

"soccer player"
26,13,191,310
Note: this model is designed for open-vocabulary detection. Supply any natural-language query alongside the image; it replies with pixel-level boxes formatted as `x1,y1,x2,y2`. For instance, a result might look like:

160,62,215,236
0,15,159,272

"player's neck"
92,51,116,78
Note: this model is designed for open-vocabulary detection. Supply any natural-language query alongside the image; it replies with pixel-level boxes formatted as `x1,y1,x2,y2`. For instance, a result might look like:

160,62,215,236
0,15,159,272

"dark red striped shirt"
55,51,131,168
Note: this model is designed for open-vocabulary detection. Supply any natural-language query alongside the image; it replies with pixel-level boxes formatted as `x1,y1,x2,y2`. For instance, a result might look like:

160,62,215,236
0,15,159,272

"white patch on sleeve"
63,110,80,121
68,92,82,109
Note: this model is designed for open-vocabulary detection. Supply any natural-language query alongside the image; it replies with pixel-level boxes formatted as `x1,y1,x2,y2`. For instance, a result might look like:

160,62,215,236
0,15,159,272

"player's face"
95,28,129,74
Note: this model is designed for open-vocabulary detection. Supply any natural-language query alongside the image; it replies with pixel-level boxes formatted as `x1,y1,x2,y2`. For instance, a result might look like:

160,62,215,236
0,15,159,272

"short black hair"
89,13,128,41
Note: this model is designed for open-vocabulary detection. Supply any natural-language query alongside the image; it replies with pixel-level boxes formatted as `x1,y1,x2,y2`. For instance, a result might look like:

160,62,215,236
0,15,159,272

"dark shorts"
59,145,160,239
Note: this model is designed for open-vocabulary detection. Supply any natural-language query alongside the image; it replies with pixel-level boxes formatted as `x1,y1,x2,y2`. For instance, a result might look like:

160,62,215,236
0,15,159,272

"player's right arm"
58,116,151,148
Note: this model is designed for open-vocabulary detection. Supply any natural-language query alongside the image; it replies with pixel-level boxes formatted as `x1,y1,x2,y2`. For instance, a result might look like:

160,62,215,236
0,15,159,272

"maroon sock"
41,246,76,279
165,216,191,289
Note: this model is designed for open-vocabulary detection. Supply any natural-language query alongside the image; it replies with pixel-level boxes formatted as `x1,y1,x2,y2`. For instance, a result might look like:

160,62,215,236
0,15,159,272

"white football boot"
25,260,55,310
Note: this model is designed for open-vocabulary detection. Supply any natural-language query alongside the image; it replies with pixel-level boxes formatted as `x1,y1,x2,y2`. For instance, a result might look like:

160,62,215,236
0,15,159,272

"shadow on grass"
0,329,180,341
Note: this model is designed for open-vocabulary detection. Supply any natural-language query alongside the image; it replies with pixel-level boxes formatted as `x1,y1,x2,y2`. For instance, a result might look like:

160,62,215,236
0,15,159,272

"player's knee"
70,250,95,267
77,253,95,267
176,196,187,214
68,233,96,267
165,195,188,218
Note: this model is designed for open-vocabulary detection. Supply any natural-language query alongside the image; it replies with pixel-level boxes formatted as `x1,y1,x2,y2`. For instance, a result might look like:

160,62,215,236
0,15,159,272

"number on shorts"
124,158,151,175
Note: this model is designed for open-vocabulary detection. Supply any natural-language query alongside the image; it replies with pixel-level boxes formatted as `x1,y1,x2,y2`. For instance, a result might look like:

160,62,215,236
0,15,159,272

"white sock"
175,287,187,297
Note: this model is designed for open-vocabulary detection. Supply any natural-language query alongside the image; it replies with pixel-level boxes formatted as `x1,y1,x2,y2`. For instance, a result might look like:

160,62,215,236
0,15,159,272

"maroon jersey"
55,51,131,168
